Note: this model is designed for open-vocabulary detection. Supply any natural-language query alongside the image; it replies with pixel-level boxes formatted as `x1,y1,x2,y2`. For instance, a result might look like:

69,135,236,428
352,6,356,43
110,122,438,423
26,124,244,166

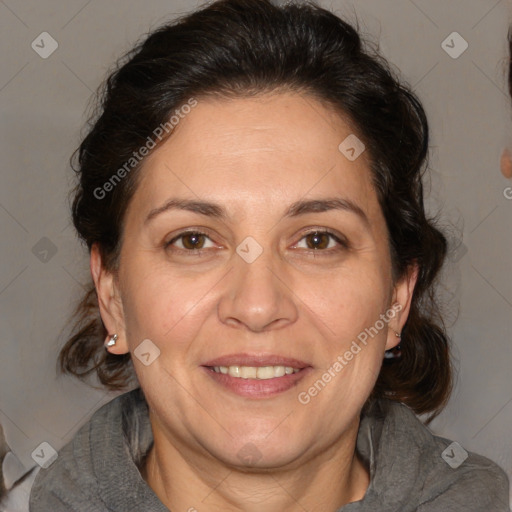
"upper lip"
202,353,310,369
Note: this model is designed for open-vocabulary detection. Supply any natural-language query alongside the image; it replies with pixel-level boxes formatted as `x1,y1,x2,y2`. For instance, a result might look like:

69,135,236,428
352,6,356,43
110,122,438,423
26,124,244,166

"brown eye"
294,230,349,253
304,231,331,250
181,232,206,250
166,231,214,251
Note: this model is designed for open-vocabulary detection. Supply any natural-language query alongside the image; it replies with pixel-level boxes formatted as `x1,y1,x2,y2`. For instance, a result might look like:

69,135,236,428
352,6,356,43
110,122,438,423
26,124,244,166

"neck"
141,415,370,512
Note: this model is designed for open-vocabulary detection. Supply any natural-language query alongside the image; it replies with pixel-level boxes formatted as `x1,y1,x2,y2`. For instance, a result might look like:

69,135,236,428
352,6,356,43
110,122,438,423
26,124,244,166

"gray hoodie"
28,388,510,511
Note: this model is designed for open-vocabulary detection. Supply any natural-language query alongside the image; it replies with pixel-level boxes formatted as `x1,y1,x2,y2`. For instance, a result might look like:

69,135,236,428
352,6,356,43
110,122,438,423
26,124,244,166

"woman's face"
95,92,414,469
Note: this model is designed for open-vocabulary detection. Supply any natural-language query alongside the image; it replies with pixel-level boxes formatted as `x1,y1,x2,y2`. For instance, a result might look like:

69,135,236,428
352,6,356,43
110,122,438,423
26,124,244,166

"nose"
217,246,298,333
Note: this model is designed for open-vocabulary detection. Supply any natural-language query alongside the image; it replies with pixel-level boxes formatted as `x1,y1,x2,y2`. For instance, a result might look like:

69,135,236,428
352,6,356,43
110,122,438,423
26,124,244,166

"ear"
90,243,129,354
385,262,419,351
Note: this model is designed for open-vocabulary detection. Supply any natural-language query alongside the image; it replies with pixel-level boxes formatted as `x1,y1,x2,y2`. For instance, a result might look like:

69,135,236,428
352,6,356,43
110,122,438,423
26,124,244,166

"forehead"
129,92,380,221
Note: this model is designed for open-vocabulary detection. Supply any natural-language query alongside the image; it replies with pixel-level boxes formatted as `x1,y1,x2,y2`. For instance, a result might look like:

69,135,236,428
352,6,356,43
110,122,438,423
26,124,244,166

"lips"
201,353,312,398
202,353,310,369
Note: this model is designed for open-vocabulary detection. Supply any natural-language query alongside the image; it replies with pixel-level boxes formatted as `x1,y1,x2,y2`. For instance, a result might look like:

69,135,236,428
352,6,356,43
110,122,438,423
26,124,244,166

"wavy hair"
59,0,452,421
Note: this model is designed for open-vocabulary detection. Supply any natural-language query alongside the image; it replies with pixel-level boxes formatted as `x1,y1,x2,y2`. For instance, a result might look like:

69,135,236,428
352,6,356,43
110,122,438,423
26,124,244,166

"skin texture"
90,92,417,511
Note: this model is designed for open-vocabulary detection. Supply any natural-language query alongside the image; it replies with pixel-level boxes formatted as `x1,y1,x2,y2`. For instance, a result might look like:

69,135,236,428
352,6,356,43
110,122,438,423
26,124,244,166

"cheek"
296,266,391,396
299,264,391,342
119,260,208,350
294,281,390,433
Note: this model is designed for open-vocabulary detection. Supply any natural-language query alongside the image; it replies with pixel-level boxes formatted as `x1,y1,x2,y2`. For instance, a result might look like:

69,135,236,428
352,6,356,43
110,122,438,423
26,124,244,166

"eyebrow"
145,197,369,226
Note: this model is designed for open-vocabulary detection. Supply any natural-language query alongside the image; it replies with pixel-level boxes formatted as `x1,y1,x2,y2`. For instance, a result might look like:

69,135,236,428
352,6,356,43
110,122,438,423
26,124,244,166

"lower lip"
202,366,312,398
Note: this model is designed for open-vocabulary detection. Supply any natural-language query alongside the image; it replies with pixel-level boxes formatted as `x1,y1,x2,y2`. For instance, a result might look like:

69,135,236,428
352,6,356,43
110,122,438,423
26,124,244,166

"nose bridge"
218,239,297,331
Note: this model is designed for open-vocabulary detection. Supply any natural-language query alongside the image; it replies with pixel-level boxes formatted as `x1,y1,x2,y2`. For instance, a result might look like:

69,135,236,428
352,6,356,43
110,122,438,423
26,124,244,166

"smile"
209,365,301,379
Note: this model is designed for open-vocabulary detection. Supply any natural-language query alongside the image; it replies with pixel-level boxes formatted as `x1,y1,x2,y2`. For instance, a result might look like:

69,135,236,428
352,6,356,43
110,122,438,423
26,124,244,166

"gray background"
1,0,511,504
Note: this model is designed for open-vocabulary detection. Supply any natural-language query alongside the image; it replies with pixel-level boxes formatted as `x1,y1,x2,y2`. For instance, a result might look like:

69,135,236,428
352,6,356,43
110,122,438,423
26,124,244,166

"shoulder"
364,399,510,511
420,429,510,510
28,390,140,512
28,419,102,512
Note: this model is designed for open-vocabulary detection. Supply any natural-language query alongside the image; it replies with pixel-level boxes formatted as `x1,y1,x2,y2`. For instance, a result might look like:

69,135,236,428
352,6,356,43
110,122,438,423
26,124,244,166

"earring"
384,329,402,359
105,334,118,348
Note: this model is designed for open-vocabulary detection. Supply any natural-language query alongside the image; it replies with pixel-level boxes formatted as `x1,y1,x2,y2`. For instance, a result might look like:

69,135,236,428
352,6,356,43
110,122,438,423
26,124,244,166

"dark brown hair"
59,0,452,420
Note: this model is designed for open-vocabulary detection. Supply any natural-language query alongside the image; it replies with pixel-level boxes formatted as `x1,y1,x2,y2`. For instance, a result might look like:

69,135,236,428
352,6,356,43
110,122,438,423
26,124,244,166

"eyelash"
164,228,349,257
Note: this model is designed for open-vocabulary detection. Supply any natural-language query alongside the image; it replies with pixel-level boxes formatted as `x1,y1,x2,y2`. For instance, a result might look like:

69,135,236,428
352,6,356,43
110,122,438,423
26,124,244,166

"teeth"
212,365,300,379
240,366,257,379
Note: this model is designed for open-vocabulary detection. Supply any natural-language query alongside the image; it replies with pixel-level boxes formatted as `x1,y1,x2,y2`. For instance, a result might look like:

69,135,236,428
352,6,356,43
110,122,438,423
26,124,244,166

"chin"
203,431,308,471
